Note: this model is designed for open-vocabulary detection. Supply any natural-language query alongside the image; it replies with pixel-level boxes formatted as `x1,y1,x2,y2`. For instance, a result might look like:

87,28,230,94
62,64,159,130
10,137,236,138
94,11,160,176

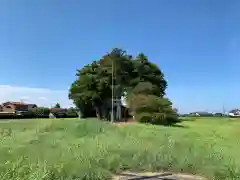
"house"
28,104,38,110
0,105,2,112
229,109,240,117
49,108,67,118
189,112,200,117
1,102,37,114
189,112,214,117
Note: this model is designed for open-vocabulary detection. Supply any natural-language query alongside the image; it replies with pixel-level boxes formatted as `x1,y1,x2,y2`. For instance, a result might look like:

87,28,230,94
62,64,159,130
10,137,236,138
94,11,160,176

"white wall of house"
121,96,128,107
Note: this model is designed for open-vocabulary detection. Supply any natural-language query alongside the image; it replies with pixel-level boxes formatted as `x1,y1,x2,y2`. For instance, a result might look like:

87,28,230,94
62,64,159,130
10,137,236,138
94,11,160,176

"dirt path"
113,172,205,180
115,122,135,126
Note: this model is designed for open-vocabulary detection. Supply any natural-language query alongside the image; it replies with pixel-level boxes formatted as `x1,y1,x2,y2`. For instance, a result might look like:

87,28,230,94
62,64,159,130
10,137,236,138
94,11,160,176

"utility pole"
222,104,225,115
109,54,114,123
109,49,124,123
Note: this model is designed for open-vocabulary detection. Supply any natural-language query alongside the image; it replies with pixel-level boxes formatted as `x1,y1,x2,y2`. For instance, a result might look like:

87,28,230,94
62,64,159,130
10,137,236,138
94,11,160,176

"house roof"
3,101,36,106
229,109,240,113
50,108,67,113
3,101,25,105
28,104,37,108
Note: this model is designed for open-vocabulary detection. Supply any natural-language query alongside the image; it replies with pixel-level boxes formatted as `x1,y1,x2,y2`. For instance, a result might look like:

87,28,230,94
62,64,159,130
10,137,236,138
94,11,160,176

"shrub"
66,108,78,118
130,94,179,125
135,112,152,123
31,107,50,118
17,111,36,119
135,112,179,125
0,114,15,119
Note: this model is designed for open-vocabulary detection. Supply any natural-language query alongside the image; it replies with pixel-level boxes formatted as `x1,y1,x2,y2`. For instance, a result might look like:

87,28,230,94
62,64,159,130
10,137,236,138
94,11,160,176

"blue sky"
0,0,239,112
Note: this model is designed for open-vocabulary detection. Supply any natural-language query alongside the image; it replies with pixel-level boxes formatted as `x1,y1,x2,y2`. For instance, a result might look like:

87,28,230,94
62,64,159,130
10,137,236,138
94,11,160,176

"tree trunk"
95,107,101,119
100,104,107,120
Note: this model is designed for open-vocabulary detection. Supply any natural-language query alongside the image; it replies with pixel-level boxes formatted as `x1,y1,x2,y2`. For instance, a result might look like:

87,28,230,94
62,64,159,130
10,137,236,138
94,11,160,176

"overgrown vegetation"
0,118,239,180
69,48,177,125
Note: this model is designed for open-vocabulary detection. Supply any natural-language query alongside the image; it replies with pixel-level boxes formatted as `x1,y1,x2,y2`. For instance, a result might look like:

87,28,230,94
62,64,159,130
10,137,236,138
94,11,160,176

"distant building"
1,101,37,114
229,109,240,117
28,104,38,111
49,108,67,118
189,112,214,117
189,112,200,116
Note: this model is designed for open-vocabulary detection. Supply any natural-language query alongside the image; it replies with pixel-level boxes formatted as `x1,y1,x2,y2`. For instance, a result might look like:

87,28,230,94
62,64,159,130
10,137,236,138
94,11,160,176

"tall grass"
0,118,239,179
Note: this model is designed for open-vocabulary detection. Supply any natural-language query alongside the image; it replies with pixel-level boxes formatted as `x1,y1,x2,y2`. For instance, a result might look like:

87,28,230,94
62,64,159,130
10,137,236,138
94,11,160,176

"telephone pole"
222,104,226,115
108,54,114,123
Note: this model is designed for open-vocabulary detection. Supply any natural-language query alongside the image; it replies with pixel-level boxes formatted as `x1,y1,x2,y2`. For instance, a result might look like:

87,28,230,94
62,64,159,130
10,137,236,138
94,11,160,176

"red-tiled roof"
3,102,37,106
50,108,66,113
3,101,26,105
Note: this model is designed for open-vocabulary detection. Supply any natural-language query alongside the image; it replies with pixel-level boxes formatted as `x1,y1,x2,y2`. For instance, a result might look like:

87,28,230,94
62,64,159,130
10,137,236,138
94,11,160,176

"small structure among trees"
69,48,178,125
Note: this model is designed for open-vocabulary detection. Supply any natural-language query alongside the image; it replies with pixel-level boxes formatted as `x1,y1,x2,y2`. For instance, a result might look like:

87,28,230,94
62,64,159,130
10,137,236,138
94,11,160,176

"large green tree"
69,48,178,124
98,48,134,99
69,48,133,119
126,53,178,124
129,53,167,97
69,61,106,118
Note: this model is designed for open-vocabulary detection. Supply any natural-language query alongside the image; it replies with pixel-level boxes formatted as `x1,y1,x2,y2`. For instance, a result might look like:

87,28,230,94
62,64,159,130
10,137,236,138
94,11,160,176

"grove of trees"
69,48,178,125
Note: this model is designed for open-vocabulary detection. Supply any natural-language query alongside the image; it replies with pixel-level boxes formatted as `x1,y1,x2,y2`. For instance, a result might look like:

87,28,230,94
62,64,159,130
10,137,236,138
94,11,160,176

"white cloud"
0,85,73,108
39,97,48,101
20,96,29,100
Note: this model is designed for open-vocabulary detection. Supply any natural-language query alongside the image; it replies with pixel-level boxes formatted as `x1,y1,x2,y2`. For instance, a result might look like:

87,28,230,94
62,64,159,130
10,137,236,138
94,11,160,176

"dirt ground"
115,121,135,126
115,118,136,126
113,171,205,180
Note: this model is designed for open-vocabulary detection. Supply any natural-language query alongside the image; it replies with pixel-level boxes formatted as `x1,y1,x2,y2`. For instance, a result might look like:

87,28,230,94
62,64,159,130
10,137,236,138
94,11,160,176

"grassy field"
0,117,239,179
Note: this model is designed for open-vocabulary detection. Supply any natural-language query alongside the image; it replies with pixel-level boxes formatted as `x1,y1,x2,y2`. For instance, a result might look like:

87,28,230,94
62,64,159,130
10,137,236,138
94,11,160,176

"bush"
0,114,15,119
130,94,179,125
66,108,79,118
135,112,152,123
76,102,96,118
31,107,50,118
135,112,179,125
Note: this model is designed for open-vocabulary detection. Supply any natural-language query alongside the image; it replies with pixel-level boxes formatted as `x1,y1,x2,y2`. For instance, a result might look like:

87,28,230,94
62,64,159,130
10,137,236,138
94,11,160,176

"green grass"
0,117,239,179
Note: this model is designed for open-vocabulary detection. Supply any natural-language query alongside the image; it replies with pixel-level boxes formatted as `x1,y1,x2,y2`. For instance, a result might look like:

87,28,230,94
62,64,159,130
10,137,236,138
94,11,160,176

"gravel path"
113,172,205,180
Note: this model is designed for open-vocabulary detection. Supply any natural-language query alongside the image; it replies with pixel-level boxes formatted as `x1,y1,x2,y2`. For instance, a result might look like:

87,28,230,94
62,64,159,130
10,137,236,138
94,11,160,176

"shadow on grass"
151,118,188,128
178,117,197,122
168,123,189,128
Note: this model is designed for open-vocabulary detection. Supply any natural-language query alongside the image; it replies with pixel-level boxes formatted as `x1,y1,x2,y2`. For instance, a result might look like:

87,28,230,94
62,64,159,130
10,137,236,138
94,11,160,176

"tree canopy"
69,48,177,124
54,103,61,108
